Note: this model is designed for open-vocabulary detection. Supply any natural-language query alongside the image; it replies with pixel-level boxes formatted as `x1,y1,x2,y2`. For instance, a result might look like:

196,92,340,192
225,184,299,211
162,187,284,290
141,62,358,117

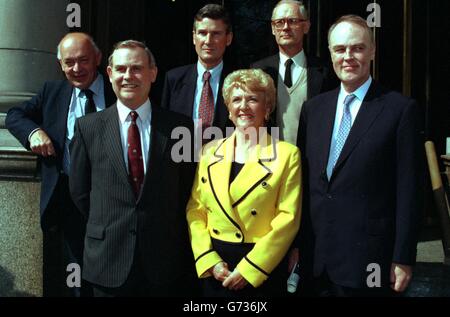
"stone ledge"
0,149,39,181
0,126,39,181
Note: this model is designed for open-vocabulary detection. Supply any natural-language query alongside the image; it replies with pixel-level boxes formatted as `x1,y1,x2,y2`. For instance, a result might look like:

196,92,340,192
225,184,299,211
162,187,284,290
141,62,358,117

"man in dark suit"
299,15,422,296
6,32,114,296
69,40,197,297
161,4,233,142
251,0,335,146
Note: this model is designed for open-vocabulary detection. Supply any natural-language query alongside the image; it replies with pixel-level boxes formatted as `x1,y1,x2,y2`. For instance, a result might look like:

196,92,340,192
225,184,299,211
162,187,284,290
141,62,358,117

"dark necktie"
83,89,97,114
128,111,144,199
198,71,214,128
284,59,293,88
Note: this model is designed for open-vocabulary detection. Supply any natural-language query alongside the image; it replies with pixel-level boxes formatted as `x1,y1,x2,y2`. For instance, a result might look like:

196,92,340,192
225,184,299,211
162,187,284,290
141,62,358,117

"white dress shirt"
116,99,152,175
193,60,223,120
63,74,106,174
326,76,372,178
279,50,307,87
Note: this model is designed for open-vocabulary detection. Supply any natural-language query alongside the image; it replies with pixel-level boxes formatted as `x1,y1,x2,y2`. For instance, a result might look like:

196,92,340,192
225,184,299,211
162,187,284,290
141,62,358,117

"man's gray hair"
56,32,100,60
107,40,156,67
327,15,375,47
272,0,309,20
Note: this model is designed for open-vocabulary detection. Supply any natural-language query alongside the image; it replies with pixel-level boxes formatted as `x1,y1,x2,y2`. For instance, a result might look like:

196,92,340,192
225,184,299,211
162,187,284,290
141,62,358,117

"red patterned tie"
198,71,214,129
128,111,144,199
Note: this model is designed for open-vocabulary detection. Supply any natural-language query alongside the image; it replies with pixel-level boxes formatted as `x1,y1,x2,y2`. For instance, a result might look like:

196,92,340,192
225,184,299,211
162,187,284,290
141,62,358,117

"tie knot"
83,89,94,99
285,59,293,68
203,71,211,81
130,111,139,122
343,94,356,108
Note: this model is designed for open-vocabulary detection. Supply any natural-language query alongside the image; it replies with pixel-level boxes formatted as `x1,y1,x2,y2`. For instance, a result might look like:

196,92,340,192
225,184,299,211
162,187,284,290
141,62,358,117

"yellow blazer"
186,132,302,287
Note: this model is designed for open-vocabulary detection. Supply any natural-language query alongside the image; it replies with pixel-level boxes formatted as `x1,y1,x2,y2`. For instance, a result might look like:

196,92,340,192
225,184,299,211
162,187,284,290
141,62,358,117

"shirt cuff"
28,128,41,143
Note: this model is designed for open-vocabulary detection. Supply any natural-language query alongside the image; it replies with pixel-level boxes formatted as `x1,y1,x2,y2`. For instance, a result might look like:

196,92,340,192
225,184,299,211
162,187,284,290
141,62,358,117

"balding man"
299,15,422,296
6,32,114,296
252,0,335,145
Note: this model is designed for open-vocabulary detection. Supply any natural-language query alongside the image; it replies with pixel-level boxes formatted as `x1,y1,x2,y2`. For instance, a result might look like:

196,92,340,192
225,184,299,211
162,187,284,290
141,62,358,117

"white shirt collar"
279,50,307,68
74,73,103,98
117,98,152,124
340,76,372,102
197,60,224,81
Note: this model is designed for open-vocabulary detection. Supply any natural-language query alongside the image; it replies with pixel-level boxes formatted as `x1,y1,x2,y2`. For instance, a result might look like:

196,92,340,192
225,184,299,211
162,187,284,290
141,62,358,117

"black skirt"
202,238,289,297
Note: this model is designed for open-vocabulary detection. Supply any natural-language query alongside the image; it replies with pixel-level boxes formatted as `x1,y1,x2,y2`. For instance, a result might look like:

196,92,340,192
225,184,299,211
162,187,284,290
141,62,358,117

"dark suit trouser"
91,254,157,297
90,241,198,297
43,174,90,297
314,270,397,297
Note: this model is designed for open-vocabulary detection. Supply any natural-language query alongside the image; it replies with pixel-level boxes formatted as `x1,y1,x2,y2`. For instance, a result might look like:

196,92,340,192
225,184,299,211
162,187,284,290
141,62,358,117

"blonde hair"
222,69,276,114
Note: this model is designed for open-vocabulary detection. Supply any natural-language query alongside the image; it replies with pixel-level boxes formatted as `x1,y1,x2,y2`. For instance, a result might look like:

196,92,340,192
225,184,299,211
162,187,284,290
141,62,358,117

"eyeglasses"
271,18,307,29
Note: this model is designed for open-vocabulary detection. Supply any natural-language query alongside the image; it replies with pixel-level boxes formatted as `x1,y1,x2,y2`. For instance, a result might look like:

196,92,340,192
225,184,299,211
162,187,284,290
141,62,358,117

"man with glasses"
251,0,334,295
252,0,334,146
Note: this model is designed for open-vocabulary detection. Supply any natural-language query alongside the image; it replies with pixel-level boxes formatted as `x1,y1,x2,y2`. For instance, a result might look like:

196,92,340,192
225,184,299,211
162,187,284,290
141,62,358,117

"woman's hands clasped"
209,261,249,291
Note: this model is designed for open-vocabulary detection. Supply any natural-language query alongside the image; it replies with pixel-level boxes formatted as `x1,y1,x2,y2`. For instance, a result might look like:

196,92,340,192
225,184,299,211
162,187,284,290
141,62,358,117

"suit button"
213,229,220,235
235,232,242,239
251,209,257,216
327,194,333,199
201,177,207,183
261,181,268,188
129,229,137,235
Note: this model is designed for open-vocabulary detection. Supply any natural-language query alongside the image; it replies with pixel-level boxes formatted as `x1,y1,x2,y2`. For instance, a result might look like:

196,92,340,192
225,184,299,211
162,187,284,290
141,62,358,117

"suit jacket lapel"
55,81,73,151
318,88,340,172
214,64,231,130
103,105,133,191
267,55,280,87
103,75,116,107
183,65,197,118
208,136,234,219
139,108,168,203
267,55,280,128
333,82,385,174
306,59,325,99
229,134,274,207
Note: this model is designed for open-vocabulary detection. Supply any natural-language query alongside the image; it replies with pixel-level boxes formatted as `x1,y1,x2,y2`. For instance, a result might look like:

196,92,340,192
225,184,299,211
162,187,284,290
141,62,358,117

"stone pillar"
0,0,68,297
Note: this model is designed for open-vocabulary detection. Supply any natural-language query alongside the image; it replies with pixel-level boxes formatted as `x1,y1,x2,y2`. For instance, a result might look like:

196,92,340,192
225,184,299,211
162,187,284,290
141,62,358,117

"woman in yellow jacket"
186,69,302,296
